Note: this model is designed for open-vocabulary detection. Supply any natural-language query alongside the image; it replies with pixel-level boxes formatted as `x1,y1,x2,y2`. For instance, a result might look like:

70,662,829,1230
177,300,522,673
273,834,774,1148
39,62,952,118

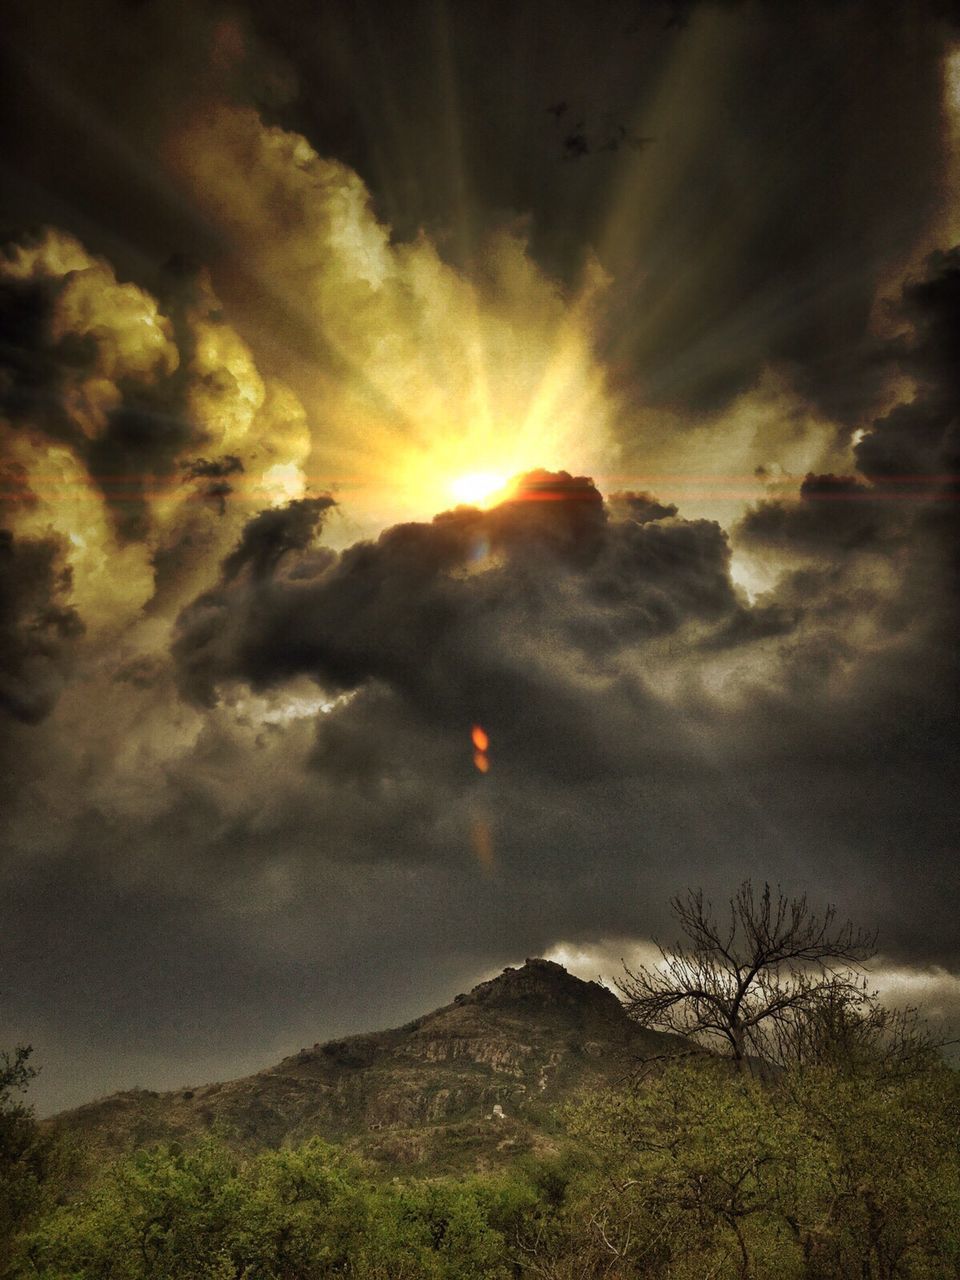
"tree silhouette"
617,881,877,1068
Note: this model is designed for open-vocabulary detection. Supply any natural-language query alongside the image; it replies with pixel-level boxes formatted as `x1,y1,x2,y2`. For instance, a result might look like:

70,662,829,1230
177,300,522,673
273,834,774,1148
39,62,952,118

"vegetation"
4,884,959,1278
9,1046,960,1279
0,1046,69,1279
565,1048,960,1279
615,881,878,1068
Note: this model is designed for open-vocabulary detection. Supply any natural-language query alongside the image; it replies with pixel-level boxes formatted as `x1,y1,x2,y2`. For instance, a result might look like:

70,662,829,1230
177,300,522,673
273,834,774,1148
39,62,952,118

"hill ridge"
50,959,679,1173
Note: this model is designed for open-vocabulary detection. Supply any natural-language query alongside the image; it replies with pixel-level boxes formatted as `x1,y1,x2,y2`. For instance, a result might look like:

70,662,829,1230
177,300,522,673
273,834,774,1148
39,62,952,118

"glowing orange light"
471,725,489,752
473,751,490,773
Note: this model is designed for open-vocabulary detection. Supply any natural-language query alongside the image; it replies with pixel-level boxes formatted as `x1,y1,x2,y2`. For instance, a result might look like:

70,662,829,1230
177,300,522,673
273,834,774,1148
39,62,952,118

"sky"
1,0,958,1114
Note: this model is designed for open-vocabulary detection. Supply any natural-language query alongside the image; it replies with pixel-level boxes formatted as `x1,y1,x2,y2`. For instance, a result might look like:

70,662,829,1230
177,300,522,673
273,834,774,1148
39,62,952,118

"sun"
449,471,509,508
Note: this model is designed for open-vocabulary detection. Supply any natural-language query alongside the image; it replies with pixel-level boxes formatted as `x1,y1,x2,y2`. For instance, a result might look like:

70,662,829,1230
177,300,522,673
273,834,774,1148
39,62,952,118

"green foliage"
7,1030,960,1279
23,1138,347,1277
563,1048,960,1280
354,1179,510,1278
19,1137,521,1279
0,1046,67,1278
563,1060,787,1278
778,1054,960,1278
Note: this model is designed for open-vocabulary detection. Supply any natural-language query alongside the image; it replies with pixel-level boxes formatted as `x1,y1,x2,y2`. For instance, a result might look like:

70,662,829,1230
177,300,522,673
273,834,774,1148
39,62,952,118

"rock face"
463,957,624,1017
50,959,680,1173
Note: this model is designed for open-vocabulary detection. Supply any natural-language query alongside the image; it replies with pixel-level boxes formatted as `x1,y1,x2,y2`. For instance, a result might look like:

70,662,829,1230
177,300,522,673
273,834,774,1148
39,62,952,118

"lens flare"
470,815,495,871
472,724,491,773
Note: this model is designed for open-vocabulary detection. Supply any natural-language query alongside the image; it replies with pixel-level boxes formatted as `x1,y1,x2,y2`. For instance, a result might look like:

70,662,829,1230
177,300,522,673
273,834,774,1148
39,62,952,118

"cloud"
163,103,620,532
738,473,892,555
545,940,960,1049
220,496,336,583
155,232,960,1001
183,455,246,515
610,491,679,524
856,246,960,488
172,473,738,735
1,1,959,1117
0,529,82,724
0,228,315,631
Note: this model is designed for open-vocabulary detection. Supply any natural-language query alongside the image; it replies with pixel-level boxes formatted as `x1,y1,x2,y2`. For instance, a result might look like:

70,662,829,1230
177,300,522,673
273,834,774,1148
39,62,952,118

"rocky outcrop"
49,960,682,1172
462,958,623,1020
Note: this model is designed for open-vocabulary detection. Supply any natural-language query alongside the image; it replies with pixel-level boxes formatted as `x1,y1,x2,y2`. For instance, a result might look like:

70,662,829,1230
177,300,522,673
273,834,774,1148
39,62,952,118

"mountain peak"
50,955,681,1175
456,957,623,1018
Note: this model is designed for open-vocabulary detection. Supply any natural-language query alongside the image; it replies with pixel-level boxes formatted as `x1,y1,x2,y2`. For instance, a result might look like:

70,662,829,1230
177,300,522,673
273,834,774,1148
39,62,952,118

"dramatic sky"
2,0,959,1113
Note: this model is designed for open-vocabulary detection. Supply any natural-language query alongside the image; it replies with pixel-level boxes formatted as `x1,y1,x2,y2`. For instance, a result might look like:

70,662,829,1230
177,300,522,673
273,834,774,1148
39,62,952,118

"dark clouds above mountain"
0,0,958,1114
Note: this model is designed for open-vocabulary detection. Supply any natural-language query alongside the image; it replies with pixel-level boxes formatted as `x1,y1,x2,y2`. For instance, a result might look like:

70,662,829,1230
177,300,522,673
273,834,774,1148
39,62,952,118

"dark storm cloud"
184,455,244,480
857,246,960,488
220,496,336,582
172,457,930,791
0,268,70,433
183,455,245,515
2,0,960,1116
0,528,82,724
161,218,960,987
1,0,955,423
611,491,680,524
173,473,737,735
221,0,952,420
724,244,960,830
0,233,202,542
737,473,894,555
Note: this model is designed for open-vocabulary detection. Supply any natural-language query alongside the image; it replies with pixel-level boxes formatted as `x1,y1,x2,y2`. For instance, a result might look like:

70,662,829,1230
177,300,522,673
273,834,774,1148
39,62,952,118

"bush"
11,1043,960,1278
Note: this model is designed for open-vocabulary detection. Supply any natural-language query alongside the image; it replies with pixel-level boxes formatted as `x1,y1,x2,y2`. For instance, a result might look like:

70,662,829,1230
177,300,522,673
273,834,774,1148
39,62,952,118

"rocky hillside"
50,959,682,1173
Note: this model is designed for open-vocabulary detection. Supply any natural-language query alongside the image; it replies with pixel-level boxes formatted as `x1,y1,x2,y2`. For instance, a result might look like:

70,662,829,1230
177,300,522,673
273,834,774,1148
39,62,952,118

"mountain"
50,959,682,1173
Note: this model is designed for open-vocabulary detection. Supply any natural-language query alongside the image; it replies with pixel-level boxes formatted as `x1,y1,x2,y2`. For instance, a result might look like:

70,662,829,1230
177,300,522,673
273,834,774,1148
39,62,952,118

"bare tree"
617,882,877,1068
768,977,953,1077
